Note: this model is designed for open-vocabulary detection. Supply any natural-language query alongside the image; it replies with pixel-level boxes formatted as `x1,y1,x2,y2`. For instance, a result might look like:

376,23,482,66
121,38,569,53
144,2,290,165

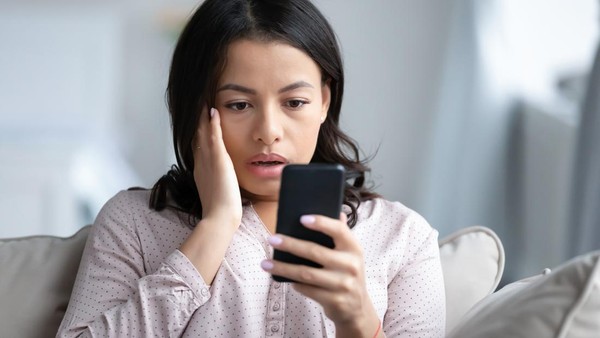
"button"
273,282,281,289
270,324,280,332
201,288,209,296
272,302,280,311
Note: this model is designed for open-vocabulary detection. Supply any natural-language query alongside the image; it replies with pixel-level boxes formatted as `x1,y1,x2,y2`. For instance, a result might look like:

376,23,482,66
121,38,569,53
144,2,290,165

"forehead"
219,39,322,84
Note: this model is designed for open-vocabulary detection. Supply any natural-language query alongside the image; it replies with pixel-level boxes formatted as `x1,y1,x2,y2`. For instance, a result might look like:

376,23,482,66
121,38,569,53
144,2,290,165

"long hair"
150,0,379,227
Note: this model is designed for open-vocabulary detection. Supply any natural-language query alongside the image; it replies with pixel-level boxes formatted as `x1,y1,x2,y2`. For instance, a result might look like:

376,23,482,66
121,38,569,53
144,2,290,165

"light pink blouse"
57,190,445,337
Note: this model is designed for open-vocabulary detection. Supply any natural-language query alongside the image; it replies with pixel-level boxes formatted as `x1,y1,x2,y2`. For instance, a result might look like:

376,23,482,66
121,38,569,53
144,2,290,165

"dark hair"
150,0,379,227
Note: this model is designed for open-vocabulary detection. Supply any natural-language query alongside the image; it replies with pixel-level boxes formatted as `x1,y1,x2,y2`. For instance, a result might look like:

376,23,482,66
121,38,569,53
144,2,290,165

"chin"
240,185,280,202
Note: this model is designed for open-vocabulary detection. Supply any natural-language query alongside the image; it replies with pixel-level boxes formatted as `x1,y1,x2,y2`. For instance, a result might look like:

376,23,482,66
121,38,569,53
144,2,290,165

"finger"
300,213,358,251
197,107,226,155
292,282,351,304
262,258,347,290
339,211,348,224
269,234,361,274
207,108,230,162
194,105,209,151
209,107,224,141
200,104,211,126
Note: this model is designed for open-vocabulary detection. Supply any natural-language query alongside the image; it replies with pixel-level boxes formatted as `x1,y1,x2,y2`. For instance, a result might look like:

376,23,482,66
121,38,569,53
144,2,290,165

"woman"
57,0,445,336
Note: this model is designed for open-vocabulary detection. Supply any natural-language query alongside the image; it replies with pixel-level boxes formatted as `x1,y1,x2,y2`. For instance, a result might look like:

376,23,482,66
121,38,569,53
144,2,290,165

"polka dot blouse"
57,190,445,337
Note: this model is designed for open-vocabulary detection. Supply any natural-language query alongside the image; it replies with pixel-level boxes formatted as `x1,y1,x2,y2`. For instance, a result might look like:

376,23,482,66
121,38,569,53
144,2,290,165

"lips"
245,153,288,178
247,153,289,166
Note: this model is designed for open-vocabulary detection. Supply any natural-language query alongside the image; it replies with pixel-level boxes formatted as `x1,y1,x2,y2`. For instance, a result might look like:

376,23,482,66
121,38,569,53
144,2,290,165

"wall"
0,1,596,283
315,0,455,207
0,0,456,236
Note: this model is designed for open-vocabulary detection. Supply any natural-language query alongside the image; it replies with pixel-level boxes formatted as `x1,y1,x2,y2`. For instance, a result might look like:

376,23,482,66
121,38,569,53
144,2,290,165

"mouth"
251,160,286,166
246,153,288,178
247,153,289,166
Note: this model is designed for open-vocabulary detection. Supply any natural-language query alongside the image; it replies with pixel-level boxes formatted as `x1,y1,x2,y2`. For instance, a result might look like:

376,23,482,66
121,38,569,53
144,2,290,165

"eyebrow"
216,81,314,95
216,84,256,95
277,81,314,93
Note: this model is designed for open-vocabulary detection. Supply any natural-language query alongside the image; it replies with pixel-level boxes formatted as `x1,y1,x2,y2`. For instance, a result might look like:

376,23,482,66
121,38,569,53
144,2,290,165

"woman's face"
214,39,330,202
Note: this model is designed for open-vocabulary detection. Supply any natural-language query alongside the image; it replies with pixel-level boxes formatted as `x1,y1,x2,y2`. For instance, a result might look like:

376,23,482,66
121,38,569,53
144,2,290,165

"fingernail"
261,260,274,271
300,215,316,226
268,235,283,246
210,108,216,117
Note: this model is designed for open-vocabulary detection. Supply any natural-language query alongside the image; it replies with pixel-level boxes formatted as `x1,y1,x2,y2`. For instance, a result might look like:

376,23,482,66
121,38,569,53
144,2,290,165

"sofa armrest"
440,226,505,332
0,225,91,337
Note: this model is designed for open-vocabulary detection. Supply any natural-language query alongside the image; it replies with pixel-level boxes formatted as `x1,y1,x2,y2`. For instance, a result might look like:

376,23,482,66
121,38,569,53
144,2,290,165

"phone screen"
272,163,345,282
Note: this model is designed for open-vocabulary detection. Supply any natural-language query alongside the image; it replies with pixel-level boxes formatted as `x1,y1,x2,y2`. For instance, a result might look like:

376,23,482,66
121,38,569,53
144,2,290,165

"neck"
251,200,279,234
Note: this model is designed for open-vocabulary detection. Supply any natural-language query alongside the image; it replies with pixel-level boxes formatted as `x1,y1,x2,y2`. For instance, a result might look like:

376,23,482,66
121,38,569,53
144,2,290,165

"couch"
1,225,598,337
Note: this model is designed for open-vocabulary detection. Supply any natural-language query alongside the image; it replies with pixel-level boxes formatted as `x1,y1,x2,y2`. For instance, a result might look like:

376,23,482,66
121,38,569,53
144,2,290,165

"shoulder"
96,189,151,222
101,189,151,211
351,198,441,284
92,189,154,234
88,189,191,270
355,198,432,233
352,198,437,253
94,189,189,235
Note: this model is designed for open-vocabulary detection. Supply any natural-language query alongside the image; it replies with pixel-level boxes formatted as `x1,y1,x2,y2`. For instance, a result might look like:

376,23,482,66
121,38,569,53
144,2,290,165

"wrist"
335,310,381,338
199,211,241,230
180,216,240,285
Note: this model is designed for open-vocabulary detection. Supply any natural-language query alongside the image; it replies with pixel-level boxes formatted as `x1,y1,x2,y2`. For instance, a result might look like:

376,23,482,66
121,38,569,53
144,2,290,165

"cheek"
219,119,244,158
308,122,321,140
294,121,322,160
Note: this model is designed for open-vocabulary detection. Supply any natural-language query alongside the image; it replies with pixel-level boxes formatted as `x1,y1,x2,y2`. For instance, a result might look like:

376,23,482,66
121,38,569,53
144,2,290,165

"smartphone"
272,163,345,282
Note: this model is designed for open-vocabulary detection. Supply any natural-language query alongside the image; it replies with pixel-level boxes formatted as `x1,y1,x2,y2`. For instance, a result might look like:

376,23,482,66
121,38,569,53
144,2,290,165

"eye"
285,99,309,109
225,101,252,111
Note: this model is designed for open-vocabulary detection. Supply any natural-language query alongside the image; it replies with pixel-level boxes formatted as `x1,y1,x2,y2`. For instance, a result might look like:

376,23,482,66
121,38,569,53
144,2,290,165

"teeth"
255,161,281,166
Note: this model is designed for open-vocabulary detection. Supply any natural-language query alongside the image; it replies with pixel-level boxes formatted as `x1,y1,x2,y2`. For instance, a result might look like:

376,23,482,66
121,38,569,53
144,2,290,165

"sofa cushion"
0,224,504,336
0,226,90,338
439,226,505,332
447,250,600,337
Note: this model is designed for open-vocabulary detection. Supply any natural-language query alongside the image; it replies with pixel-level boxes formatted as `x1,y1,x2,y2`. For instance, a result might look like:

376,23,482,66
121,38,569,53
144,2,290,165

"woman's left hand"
261,213,381,336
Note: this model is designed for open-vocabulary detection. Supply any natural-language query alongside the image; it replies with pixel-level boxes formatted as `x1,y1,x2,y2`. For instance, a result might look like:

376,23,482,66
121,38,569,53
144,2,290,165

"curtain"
569,43,600,256
423,0,520,280
424,0,598,282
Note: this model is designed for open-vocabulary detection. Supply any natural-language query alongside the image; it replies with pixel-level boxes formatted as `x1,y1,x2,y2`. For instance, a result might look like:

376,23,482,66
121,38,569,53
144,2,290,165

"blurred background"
1,0,598,284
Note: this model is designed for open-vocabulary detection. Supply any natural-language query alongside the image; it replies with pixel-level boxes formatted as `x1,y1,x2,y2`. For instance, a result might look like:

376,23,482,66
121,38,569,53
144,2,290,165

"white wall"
518,101,577,278
0,4,129,237
315,0,455,207
0,0,455,236
0,1,597,283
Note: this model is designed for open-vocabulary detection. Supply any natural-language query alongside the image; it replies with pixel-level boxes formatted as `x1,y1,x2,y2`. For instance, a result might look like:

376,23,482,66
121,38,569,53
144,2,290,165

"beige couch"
1,225,598,338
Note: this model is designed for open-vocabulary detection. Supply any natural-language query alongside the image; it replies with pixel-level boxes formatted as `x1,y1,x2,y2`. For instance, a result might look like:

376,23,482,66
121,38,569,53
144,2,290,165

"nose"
253,105,283,145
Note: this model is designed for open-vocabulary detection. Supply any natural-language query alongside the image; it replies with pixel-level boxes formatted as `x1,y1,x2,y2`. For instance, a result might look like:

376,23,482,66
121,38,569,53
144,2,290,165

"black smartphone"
272,163,345,282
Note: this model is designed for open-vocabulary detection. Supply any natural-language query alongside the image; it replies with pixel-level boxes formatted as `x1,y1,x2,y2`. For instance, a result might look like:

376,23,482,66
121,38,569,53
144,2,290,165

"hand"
193,107,242,227
261,213,381,336
180,107,242,285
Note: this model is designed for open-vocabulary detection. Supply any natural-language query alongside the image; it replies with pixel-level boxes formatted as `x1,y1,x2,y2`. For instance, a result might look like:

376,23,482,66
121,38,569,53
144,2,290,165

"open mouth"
252,161,285,166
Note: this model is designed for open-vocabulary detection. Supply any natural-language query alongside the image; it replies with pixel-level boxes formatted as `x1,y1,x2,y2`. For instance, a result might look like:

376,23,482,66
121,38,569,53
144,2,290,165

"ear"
320,79,331,123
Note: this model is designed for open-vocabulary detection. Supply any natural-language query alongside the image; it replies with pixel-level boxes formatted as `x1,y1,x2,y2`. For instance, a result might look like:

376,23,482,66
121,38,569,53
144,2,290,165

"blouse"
57,189,445,337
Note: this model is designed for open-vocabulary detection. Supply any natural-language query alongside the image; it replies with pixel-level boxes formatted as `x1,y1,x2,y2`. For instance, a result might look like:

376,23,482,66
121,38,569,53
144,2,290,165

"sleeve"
383,213,446,337
56,193,211,338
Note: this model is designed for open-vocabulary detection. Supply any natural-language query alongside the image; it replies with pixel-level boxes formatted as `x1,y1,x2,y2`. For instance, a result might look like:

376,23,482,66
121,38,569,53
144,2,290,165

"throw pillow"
439,226,505,332
0,226,90,338
447,250,600,337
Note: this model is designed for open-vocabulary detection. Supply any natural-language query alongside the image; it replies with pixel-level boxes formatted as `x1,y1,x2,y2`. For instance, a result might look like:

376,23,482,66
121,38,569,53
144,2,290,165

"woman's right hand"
193,106,242,227
181,107,241,285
